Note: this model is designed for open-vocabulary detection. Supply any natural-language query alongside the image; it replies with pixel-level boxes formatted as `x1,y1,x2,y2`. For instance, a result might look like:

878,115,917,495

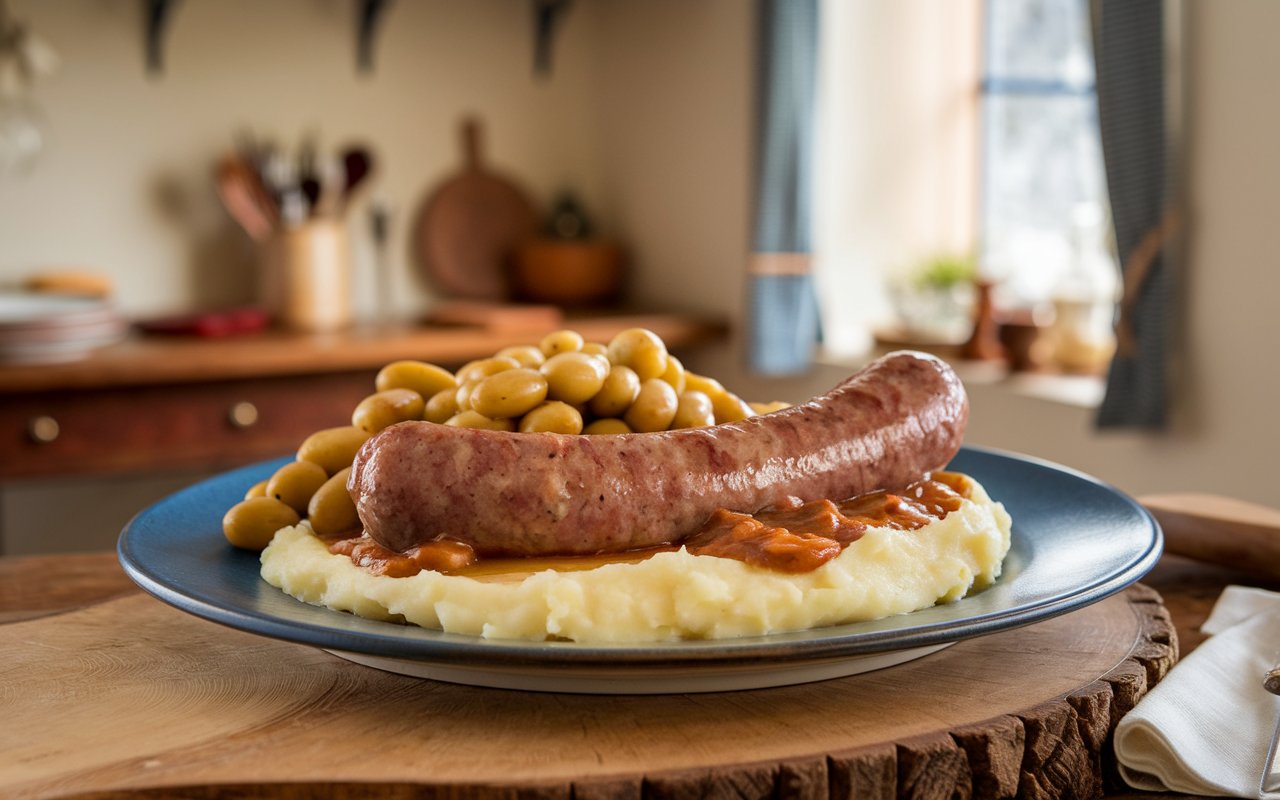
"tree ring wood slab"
0,584,1175,800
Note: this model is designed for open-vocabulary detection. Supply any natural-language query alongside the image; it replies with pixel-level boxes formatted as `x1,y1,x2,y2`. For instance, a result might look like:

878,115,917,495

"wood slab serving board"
0,576,1175,800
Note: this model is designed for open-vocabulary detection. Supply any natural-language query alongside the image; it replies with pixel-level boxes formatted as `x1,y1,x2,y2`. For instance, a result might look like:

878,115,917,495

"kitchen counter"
0,313,725,480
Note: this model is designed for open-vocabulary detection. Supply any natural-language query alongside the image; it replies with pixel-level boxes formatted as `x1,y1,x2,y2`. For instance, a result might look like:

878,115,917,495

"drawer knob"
228,401,259,429
28,415,61,444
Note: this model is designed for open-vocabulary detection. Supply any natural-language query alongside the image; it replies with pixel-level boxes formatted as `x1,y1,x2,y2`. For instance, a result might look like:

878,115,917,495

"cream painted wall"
589,0,752,319
0,0,607,319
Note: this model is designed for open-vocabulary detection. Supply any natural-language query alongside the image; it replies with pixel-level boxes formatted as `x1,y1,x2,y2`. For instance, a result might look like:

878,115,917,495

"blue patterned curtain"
747,0,821,375
1093,0,1176,428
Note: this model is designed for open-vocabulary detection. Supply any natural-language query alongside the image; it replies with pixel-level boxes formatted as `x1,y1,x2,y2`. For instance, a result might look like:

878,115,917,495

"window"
813,0,1118,362
980,0,1116,310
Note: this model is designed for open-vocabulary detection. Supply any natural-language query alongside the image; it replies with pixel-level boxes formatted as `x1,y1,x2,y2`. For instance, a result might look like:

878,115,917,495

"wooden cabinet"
0,315,724,480
2,373,373,479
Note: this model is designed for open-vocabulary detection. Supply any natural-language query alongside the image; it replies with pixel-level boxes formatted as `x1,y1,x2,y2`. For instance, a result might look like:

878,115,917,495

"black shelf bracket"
144,0,178,76
533,0,571,78
357,0,391,74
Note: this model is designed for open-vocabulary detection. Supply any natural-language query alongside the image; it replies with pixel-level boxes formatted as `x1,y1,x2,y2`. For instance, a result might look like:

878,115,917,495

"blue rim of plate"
118,445,1162,670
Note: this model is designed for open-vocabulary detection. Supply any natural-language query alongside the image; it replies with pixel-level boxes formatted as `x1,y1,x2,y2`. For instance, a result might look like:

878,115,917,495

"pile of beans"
222,327,786,551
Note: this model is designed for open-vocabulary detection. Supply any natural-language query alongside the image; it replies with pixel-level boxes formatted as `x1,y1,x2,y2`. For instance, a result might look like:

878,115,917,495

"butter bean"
266,460,329,513
352,388,426,434
444,411,517,431
424,388,459,424
455,357,520,385
519,401,583,434
672,390,716,429
541,352,609,405
712,391,756,424
470,368,549,420
539,329,585,357
223,497,300,551
624,379,679,432
659,354,687,394
296,426,371,475
375,360,456,399
588,365,640,418
607,328,669,381
583,418,633,435
495,345,547,368
307,467,359,538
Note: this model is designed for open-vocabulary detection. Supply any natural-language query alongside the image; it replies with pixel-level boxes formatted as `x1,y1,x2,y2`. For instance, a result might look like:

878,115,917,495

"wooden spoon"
215,156,276,241
340,146,374,211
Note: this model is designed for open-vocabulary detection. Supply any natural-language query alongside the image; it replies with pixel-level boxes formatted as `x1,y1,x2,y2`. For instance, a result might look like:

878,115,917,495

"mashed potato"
260,477,1011,643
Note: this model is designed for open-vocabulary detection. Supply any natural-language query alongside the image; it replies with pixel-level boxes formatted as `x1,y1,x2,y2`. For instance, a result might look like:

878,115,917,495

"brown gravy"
326,472,972,578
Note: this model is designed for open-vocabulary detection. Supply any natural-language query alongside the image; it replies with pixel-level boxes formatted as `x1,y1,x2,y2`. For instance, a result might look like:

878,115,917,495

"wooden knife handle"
1140,493,1280,582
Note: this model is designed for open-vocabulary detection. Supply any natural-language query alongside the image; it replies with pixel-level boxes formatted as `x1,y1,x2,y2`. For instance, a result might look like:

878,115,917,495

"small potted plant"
888,253,976,343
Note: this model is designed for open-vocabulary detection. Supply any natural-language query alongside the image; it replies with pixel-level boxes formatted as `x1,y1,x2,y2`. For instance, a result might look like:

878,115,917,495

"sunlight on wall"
813,0,980,354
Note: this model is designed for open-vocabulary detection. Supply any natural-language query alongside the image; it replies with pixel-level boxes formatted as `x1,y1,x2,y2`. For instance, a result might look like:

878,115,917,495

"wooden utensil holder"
259,221,353,332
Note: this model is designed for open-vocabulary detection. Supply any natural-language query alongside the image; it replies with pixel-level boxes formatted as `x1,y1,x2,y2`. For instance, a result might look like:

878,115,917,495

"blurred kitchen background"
1,0,1275,555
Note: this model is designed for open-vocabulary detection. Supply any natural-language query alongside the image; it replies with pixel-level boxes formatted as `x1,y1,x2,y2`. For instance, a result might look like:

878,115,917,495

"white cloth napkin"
1115,586,1280,798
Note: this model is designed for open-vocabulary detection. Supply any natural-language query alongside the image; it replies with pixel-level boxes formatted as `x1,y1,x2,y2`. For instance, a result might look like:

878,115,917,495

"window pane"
981,93,1108,305
980,0,1114,310
984,0,1094,88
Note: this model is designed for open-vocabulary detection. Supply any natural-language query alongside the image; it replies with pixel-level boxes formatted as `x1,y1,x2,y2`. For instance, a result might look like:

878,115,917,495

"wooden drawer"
0,372,374,480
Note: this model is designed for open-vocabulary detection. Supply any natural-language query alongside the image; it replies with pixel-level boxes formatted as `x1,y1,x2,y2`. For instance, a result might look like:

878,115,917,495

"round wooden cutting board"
415,118,539,301
1,566,1176,800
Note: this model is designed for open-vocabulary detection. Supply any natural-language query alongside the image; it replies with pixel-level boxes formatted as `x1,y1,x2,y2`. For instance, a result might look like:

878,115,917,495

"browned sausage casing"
349,350,968,557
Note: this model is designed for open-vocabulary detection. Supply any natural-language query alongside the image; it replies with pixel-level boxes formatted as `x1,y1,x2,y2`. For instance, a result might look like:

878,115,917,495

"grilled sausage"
349,350,968,557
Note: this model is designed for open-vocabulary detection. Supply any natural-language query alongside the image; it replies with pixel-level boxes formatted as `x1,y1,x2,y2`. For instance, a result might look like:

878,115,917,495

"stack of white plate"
0,293,128,364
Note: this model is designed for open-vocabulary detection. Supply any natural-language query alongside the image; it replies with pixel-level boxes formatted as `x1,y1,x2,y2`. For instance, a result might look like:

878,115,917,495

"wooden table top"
2,545,1271,800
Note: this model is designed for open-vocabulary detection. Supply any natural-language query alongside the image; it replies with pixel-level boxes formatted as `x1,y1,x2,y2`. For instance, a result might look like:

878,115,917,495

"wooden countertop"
0,313,727,393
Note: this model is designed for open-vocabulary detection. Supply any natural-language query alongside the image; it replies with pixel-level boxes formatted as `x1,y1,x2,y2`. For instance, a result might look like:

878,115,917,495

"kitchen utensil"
368,196,393,318
297,133,321,211
1139,493,1280,582
340,145,373,210
215,156,276,241
231,132,279,219
1265,662,1280,793
415,118,538,300
309,153,343,219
